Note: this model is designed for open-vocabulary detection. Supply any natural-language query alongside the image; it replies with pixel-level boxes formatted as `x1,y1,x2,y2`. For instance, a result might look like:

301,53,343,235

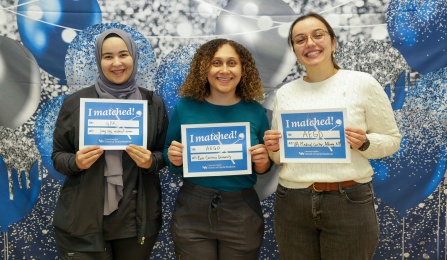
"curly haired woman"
164,38,272,260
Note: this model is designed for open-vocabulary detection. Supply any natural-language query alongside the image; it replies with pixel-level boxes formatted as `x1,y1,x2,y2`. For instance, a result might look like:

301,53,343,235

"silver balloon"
0,36,41,129
215,0,297,90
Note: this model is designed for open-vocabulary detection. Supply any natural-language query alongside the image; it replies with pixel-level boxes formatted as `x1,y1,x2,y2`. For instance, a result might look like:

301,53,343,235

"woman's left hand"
126,144,152,169
249,144,270,173
345,126,367,150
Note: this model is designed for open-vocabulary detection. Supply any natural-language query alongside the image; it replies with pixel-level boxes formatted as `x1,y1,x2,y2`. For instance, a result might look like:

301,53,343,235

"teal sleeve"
259,107,270,145
254,106,273,174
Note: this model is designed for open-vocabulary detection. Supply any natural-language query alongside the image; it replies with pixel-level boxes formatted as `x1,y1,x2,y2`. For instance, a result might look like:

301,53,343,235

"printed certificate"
181,122,252,177
277,108,350,163
79,98,147,150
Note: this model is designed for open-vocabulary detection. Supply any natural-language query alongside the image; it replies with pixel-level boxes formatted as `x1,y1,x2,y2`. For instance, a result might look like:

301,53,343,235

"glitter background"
1,0,447,259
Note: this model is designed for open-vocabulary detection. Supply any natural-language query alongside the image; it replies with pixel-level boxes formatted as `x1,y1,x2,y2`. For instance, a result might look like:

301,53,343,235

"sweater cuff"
68,155,83,174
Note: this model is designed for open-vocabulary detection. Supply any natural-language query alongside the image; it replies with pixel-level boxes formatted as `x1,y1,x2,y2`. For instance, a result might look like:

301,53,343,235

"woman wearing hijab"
52,28,168,260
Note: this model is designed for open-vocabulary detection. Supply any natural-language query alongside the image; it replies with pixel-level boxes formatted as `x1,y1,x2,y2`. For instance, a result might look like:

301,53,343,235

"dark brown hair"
288,12,340,69
179,38,264,102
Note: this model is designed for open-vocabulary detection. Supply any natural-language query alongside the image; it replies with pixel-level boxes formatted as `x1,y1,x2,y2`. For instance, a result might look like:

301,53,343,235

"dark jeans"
274,182,379,260
58,235,158,260
170,181,264,260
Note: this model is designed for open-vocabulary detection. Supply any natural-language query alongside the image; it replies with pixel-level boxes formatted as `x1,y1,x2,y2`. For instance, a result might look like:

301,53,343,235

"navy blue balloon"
0,158,41,232
154,44,200,118
371,68,447,219
16,0,102,82
371,109,447,217
34,95,67,183
371,68,447,216
387,0,447,74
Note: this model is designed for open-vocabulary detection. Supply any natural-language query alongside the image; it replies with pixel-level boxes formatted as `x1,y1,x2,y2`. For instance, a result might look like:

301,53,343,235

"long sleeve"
359,75,401,159
52,94,84,176
144,93,169,174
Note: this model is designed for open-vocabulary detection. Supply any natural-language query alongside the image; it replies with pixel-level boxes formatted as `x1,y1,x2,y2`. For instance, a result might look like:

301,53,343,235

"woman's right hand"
167,140,184,167
75,146,104,170
263,130,282,152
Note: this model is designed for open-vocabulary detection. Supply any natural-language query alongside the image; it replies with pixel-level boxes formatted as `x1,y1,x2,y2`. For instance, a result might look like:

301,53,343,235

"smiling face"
291,17,336,70
207,43,242,99
100,37,134,84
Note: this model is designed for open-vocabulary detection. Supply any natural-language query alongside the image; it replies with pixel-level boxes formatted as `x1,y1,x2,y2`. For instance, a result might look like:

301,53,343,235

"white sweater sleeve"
268,93,282,165
359,75,402,159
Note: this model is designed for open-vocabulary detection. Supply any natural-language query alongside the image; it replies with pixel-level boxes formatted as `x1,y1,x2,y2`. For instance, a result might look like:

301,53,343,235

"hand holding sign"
126,144,152,169
75,146,104,170
167,141,184,167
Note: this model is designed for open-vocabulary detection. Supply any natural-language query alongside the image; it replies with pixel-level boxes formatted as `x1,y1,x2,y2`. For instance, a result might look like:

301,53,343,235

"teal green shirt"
163,98,271,191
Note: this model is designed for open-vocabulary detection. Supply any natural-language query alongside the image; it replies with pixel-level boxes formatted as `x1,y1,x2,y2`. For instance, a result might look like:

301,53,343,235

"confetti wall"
1,0,447,259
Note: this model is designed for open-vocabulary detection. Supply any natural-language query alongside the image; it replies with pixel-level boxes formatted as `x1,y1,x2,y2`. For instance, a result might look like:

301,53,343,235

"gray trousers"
170,181,264,260
274,182,379,260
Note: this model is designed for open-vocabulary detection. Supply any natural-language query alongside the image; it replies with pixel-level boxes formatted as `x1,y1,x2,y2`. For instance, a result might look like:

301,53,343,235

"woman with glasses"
263,12,401,259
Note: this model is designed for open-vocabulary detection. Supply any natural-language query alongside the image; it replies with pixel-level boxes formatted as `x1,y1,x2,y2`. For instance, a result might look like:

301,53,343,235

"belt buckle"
312,183,323,192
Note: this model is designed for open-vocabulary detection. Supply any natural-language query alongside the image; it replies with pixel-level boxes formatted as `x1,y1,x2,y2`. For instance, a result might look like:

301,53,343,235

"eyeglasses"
294,29,330,46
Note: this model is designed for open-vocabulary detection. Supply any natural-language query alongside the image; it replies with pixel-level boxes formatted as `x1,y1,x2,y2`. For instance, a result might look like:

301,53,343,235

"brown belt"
308,180,358,192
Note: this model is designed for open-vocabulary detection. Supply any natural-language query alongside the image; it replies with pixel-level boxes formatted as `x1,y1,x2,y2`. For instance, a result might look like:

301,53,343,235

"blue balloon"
0,158,42,232
154,44,200,118
372,109,447,217
387,0,447,74
373,68,447,216
34,95,67,183
403,67,447,126
16,0,102,81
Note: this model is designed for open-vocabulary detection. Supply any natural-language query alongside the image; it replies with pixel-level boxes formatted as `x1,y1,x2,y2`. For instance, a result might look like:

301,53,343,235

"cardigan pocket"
53,186,77,234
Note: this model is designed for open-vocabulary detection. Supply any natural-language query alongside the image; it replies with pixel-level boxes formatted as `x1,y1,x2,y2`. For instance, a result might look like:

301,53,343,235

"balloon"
16,0,102,82
404,67,447,127
0,159,42,232
371,68,447,216
65,23,157,93
387,0,447,74
0,125,43,232
372,109,447,217
215,0,297,90
0,36,41,129
154,44,200,118
34,95,68,183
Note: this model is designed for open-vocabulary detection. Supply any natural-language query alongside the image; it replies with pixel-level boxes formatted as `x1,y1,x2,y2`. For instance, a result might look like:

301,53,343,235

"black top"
51,86,168,251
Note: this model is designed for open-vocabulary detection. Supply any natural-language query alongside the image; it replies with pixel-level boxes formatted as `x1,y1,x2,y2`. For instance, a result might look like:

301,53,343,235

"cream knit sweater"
270,70,402,189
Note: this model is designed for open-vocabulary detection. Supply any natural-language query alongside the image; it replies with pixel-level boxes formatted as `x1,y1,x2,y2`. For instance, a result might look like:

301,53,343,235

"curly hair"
179,38,264,102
